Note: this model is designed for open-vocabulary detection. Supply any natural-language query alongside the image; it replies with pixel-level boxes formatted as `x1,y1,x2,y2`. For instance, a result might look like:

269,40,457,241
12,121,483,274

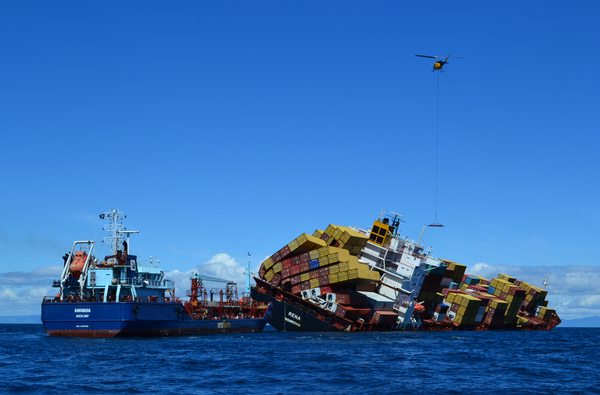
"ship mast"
101,208,139,254
542,273,550,290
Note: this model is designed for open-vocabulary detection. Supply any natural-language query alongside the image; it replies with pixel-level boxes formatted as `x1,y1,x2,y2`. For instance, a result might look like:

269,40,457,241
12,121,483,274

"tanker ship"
41,208,270,337
251,210,561,332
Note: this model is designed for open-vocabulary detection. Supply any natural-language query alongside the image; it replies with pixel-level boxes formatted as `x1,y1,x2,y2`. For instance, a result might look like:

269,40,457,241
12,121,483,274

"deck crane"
188,273,238,304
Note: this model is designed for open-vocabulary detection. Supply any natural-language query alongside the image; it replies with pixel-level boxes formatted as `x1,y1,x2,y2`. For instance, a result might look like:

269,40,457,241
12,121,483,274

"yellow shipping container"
273,262,283,273
300,272,310,282
310,278,320,289
318,246,332,257
498,273,516,283
264,270,275,282
490,299,508,310
329,264,340,274
287,239,299,252
295,233,327,253
348,269,358,279
329,273,339,283
312,229,323,238
446,293,457,304
309,250,321,260
538,307,555,320
332,227,343,241
326,249,352,265
318,256,328,266
338,261,350,272
338,271,349,282
454,313,474,325
325,224,338,237
263,257,274,270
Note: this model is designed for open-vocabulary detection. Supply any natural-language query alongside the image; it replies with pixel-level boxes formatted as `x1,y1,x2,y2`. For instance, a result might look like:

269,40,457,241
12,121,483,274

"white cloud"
0,288,18,300
0,265,62,286
165,253,252,298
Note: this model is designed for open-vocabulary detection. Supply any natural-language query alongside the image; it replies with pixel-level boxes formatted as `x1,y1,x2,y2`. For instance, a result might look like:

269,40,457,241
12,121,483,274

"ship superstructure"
42,208,270,337
251,210,560,331
55,209,174,304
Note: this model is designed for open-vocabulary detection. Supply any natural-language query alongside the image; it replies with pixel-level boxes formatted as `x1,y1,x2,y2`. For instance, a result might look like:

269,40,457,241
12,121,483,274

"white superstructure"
352,210,444,328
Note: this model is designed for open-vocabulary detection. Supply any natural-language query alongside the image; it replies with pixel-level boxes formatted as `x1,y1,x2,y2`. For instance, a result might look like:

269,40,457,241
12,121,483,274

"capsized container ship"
41,208,271,337
251,210,561,332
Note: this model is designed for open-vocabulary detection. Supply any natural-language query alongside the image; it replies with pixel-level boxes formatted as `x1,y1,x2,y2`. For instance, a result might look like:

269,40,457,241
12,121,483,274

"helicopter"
415,54,462,72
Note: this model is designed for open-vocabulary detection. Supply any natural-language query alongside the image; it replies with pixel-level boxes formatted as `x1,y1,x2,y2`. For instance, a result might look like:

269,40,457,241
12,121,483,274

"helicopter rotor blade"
415,55,441,59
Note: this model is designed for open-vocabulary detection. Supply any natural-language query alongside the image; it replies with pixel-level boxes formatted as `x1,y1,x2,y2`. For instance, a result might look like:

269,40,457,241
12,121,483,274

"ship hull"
252,287,338,332
41,302,271,337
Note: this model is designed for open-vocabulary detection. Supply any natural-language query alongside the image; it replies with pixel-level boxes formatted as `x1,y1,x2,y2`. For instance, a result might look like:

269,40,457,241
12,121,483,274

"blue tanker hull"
41,302,271,337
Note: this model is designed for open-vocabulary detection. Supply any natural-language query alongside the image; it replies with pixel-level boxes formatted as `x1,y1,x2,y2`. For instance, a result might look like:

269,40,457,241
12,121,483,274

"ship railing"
117,278,175,289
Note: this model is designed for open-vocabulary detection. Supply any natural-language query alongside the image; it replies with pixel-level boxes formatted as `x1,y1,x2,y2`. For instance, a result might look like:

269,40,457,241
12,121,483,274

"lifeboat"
69,251,87,279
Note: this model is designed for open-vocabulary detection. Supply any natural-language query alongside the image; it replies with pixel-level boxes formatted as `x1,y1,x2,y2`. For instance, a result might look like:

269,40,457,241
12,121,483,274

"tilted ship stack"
251,211,561,332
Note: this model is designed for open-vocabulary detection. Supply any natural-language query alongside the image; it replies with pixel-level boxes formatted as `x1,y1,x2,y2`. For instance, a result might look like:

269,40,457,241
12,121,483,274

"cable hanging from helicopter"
414,53,462,229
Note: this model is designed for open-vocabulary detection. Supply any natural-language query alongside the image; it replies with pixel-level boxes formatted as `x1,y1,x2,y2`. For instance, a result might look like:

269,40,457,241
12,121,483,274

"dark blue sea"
1,325,598,395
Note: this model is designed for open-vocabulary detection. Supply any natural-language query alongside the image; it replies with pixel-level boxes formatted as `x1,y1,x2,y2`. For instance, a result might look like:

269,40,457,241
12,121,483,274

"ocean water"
0,325,598,395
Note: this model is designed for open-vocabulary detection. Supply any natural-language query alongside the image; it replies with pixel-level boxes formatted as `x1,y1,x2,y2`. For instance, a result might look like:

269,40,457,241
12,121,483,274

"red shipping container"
282,259,292,270
443,268,455,279
299,252,310,263
271,252,280,263
290,265,301,276
310,270,320,279
320,286,332,294
259,263,266,278
301,281,310,290
468,285,488,293
291,285,302,294
319,275,329,286
450,303,459,313
332,241,340,247
509,287,526,297
280,245,291,259
320,233,330,242
318,267,330,277
372,311,398,325
442,289,463,298
335,305,372,321
270,274,281,287
299,262,310,272
281,267,291,279
500,292,507,300
290,275,301,285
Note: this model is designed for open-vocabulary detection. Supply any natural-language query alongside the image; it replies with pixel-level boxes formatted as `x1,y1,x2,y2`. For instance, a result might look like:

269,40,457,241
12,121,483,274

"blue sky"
1,2,599,320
